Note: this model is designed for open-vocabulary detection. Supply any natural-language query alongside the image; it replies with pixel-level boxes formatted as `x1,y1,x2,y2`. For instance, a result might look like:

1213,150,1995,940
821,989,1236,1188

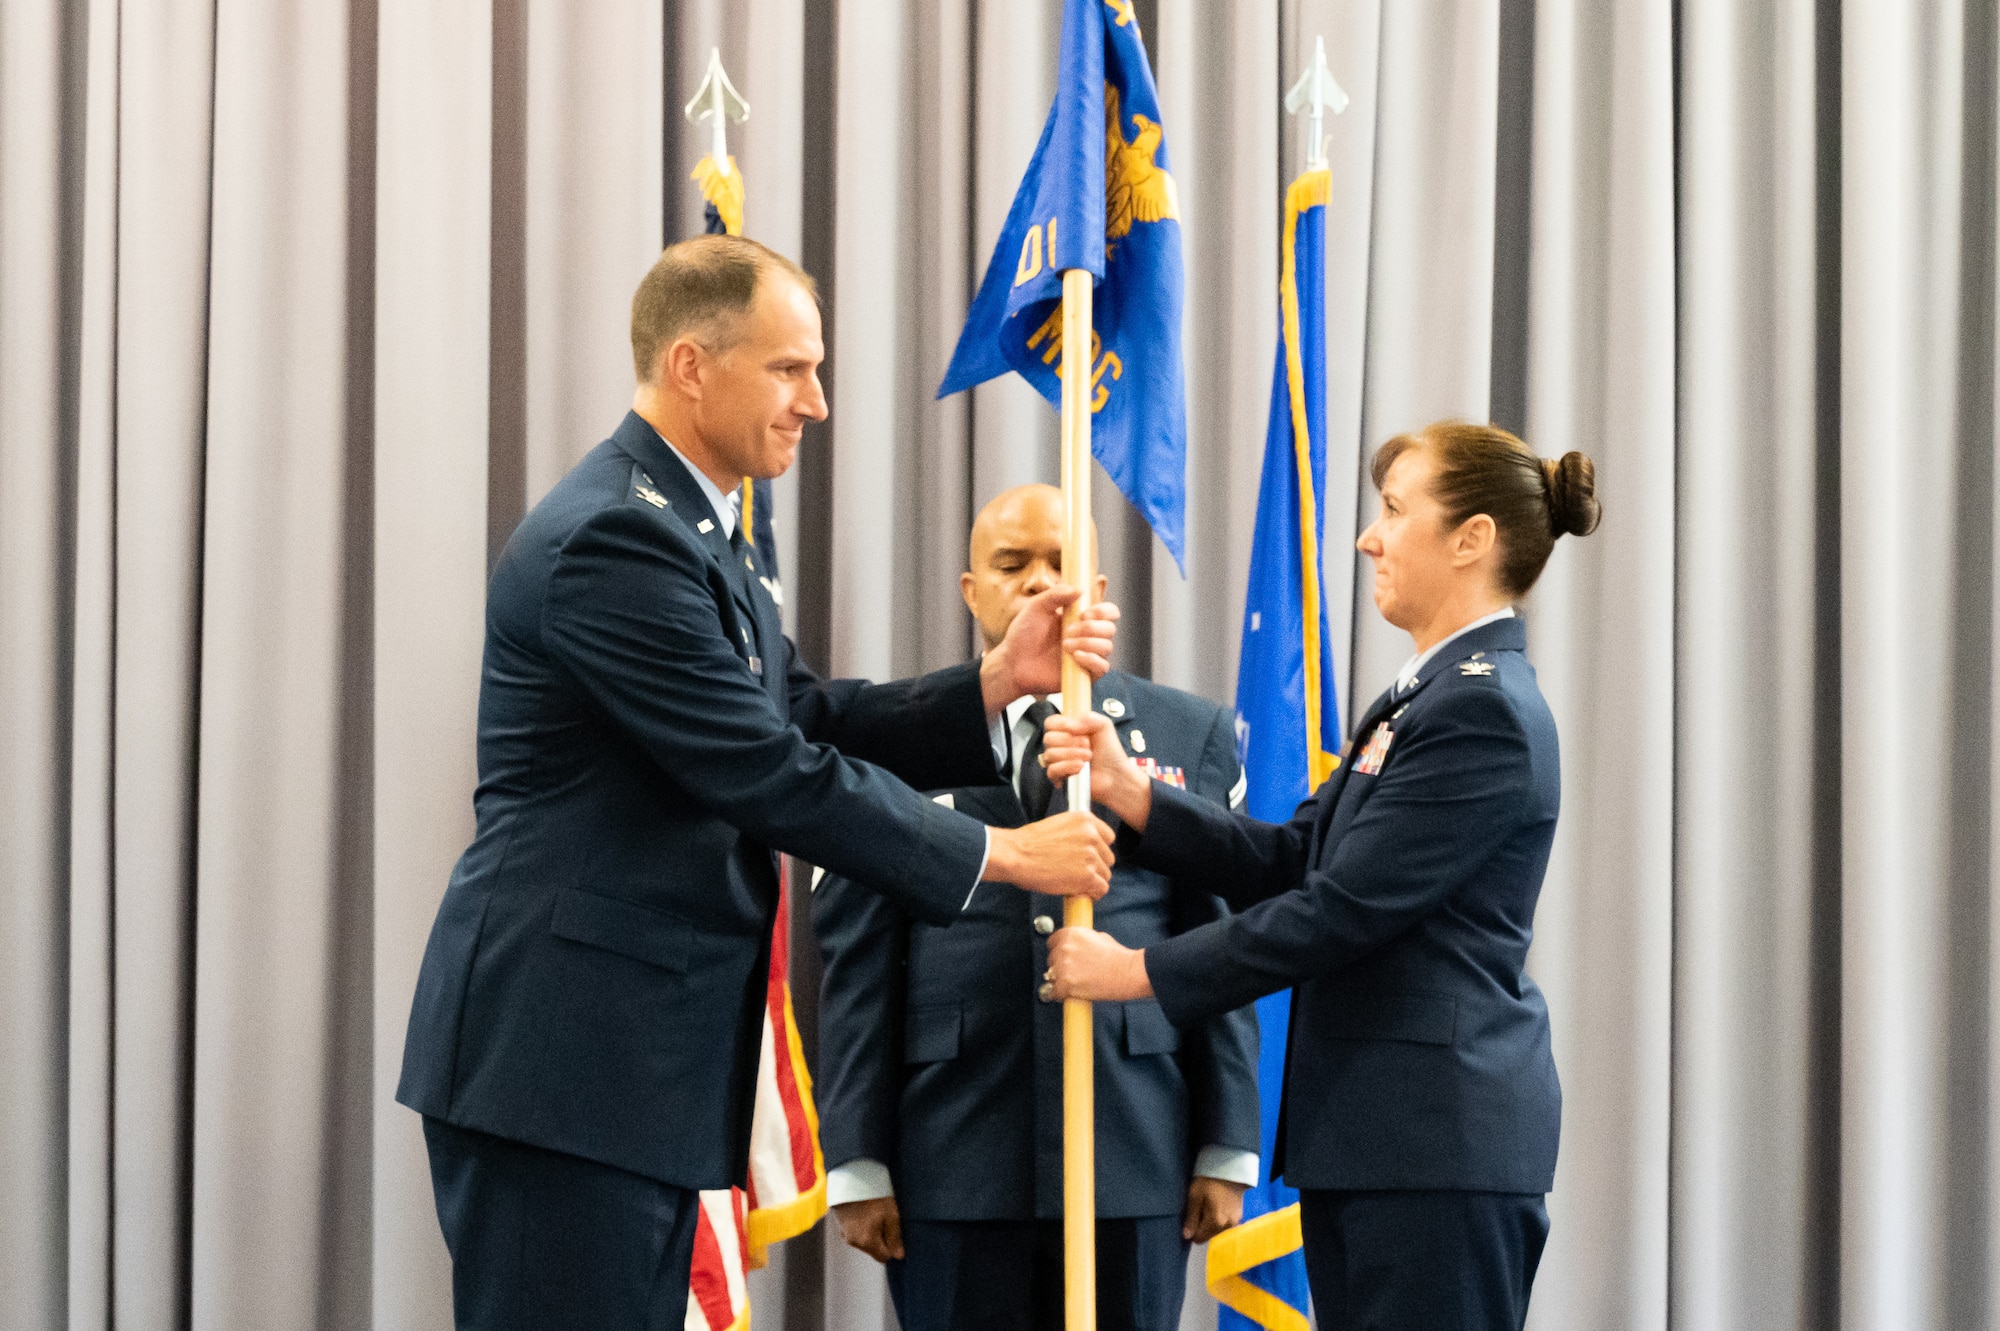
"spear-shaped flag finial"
685,48,750,235
1283,36,1348,171
685,47,749,172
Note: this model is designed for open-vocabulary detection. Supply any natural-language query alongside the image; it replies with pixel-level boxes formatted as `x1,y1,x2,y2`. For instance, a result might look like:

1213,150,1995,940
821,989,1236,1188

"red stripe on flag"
766,861,818,1193
689,1202,736,1331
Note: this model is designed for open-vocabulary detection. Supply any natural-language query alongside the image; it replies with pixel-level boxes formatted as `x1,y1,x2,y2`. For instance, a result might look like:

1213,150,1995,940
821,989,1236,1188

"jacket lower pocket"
549,887,693,974
1324,991,1456,1046
903,1004,962,1063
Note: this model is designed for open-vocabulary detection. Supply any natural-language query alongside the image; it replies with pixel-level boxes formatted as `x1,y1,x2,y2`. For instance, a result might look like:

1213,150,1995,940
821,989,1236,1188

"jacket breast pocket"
1121,1000,1182,1056
1325,991,1456,1046
549,887,692,974
904,1003,962,1064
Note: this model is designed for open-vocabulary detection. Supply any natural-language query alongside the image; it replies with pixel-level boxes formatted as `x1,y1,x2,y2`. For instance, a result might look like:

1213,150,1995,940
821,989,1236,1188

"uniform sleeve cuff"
1193,1146,1261,1187
965,826,989,910
827,1158,896,1206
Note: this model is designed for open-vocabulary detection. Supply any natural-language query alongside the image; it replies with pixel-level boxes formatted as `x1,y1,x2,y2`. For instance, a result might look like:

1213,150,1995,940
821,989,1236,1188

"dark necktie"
1016,699,1060,821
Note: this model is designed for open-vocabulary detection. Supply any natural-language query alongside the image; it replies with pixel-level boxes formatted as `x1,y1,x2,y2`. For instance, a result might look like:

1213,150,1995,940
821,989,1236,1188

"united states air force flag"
939,0,1188,570
1205,166,1340,1331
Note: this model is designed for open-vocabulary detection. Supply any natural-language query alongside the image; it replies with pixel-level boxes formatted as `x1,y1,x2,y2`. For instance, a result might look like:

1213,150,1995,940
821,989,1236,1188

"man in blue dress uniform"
396,238,1121,1330
815,485,1261,1331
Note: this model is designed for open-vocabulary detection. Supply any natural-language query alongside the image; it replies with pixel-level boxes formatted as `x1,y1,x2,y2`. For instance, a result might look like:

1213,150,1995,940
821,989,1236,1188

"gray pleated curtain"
4,1,1998,1329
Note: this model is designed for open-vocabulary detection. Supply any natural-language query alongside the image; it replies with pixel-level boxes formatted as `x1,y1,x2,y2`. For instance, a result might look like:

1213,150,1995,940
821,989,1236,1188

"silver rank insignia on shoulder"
1460,660,1496,677
636,486,667,508
696,518,715,534
1129,729,1146,753
1101,698,1126,718
759,576,784,607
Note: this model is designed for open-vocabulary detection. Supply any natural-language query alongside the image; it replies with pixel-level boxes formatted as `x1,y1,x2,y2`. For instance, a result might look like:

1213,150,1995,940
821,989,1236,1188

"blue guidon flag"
1207,164,1341,1331
938,0,1188,571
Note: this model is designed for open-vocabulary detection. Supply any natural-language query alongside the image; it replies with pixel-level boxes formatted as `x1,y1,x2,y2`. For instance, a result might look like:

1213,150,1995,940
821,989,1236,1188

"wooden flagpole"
1058,266,1096,1331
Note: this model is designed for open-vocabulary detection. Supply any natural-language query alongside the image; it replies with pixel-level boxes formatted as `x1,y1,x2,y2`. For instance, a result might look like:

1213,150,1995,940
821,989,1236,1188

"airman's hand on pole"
1046,925,1151,1001
983,811,1115,899
1041,710,1152,831
979,586,1122,715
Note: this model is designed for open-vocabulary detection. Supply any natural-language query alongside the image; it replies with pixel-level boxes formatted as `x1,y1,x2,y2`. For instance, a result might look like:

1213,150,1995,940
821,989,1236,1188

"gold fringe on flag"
1278,167,1339,788
693,155,745,236
1207,1203,1311,1331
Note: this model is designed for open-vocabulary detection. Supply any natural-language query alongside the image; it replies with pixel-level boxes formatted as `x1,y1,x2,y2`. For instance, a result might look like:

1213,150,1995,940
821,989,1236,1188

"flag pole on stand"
1204,36,1346,1331
676,52,828,1331
685,45,754,528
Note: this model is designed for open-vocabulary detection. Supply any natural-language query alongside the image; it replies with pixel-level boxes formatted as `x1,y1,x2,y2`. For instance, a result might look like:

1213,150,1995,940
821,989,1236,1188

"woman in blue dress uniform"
1042,422,1600,1330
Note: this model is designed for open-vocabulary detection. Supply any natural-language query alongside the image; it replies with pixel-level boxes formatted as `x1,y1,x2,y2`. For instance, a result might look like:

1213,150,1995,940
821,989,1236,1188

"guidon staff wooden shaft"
1057,266,1096,1331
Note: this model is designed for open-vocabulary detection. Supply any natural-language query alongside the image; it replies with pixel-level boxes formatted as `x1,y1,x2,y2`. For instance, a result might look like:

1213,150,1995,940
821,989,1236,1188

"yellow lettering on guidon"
1027,306,1064,364
1024,308,1122,414
1013,218,1060,288
1015,225,1042,285
1091,346,1122,411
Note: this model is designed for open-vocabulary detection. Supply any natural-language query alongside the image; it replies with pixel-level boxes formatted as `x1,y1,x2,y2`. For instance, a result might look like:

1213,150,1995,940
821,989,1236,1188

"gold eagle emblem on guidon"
1104,83,1178,242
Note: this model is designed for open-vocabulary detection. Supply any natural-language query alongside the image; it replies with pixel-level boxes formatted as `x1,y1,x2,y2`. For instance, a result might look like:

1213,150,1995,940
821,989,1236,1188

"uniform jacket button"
1038,982,1057,1003
1033,914,1055,936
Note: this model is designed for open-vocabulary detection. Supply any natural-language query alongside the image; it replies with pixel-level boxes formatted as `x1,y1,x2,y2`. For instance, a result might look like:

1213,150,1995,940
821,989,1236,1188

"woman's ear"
1453,513,1498,567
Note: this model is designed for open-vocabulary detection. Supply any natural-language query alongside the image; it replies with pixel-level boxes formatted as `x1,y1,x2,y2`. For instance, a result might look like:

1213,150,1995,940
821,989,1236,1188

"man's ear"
960,570,979,619
661,337,705,400
1092,572,1109,603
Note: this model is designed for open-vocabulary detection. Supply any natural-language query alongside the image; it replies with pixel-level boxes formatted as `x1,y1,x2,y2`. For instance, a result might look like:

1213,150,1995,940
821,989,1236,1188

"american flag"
679,97,827,1327
686,857,825,1331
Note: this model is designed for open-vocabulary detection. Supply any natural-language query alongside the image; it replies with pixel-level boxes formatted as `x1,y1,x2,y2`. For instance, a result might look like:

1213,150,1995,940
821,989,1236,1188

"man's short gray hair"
630,235,818,382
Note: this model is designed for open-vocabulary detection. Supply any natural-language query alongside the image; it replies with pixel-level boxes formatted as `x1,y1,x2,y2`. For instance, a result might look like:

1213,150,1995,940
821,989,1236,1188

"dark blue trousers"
423,1116,702,1331
1299,1190,1548,1331
886,1216,1189,1331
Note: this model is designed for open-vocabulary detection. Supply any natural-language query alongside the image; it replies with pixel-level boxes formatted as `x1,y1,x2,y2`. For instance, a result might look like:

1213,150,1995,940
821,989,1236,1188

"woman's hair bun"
1541,452,1601,538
